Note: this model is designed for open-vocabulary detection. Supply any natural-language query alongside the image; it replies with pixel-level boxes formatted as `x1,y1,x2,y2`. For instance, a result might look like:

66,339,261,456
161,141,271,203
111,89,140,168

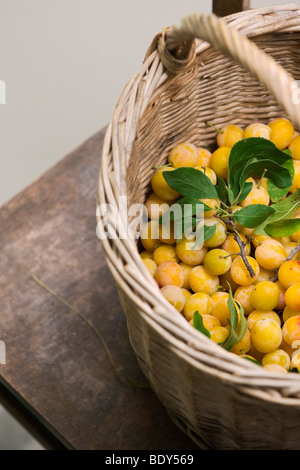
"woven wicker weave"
99,5,300,450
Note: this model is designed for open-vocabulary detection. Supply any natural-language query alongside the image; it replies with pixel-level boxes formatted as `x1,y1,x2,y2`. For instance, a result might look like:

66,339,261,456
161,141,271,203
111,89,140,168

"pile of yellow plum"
140,118,300,374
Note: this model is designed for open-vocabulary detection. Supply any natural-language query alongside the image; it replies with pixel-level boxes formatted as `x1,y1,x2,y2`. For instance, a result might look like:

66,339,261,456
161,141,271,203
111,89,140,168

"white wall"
0,0,295,204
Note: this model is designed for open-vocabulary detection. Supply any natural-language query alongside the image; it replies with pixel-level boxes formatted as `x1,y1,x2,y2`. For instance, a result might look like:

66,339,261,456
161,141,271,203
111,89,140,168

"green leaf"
192,311,211,338
266,158,294,203
264,218,300,237
254,189,300,235
228,137,293,198
228,187,235,204
239,159,292,191
232,204,275,228
163,167,218,200
235,181,254,205
220,288,248,351
283,149,293,157
216,177,228,204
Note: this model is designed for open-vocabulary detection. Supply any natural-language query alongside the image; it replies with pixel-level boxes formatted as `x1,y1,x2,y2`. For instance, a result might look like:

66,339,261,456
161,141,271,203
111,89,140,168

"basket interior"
127,31,300,209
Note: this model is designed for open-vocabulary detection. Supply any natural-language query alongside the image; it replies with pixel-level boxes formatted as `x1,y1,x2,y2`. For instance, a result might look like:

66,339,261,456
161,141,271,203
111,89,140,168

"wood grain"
0,129,198,450
213,0,250,17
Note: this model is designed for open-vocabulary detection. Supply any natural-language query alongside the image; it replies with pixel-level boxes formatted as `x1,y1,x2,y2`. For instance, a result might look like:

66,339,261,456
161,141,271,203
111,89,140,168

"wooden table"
0,128,200,450
0,1,249,450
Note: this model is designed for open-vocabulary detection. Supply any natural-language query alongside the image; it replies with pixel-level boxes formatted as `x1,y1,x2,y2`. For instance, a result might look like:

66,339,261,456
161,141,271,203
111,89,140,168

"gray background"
0,0,295,451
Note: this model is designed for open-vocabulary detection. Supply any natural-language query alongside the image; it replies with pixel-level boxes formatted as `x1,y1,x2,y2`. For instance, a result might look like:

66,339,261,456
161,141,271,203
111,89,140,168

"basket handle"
158,12,300,128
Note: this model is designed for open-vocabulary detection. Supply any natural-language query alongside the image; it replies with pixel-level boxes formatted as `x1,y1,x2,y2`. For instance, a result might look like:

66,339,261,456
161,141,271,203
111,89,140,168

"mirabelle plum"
168,142,199,168
198,198,220,218
255,239,287,270
160,285,186,312
289,135,300,160
140,250,153,260
290,161,300,193
210,291,230,304
268,117,294,150
247,310,281,330
243,123,272,140
210,326,229,344
202,219,227,248
211,297,240,327
290,215,300,243
220,269,239,293
238,354,258,363
142,258,157,277
262,349,290,371
251,234,270,249
197,148,212,168
210,146,231,180
250,281,280,311
247,343,264,363
179,262,193,290
278,260,300,289
290,349,300,370
153,245,179,266
188,266,219,294
280,338,298,357
274,236,291,246
203,249,232,276
145,193,171,220
239,186,269,208
290,345,300,369
216,124,244,148
183,292,213,321
221,233,250,259
282,315,300,346
251,317,282,353
140,220,162,252
195,166,217,185
159,222,176,245
257,177,268,192
230,328,251,355
239,226,255,237
282,242,299,260
154,261,184,288
253,267,275,284
199,314,221,330
275,281,286,311
182,288,192,303
282,306,300,323
284,282,300,311
234,285,255,315
230,255,260,286
189,314,221,330
175,238,207,266
151,167,181,201
263,364,288,374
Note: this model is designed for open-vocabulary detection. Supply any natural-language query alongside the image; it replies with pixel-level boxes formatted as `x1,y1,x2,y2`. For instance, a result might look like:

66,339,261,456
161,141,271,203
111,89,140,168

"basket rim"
98,4,300,400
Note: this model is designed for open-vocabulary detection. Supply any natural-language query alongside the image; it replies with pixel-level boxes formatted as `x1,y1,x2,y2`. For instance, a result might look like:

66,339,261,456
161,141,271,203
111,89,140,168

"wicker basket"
98,5,300,450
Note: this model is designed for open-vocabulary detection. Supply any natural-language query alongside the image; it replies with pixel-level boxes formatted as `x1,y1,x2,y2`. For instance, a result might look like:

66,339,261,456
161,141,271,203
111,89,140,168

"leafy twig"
233,233,256,278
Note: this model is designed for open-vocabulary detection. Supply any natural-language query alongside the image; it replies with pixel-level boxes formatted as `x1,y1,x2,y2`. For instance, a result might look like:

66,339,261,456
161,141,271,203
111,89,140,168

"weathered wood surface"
0,129,199,450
